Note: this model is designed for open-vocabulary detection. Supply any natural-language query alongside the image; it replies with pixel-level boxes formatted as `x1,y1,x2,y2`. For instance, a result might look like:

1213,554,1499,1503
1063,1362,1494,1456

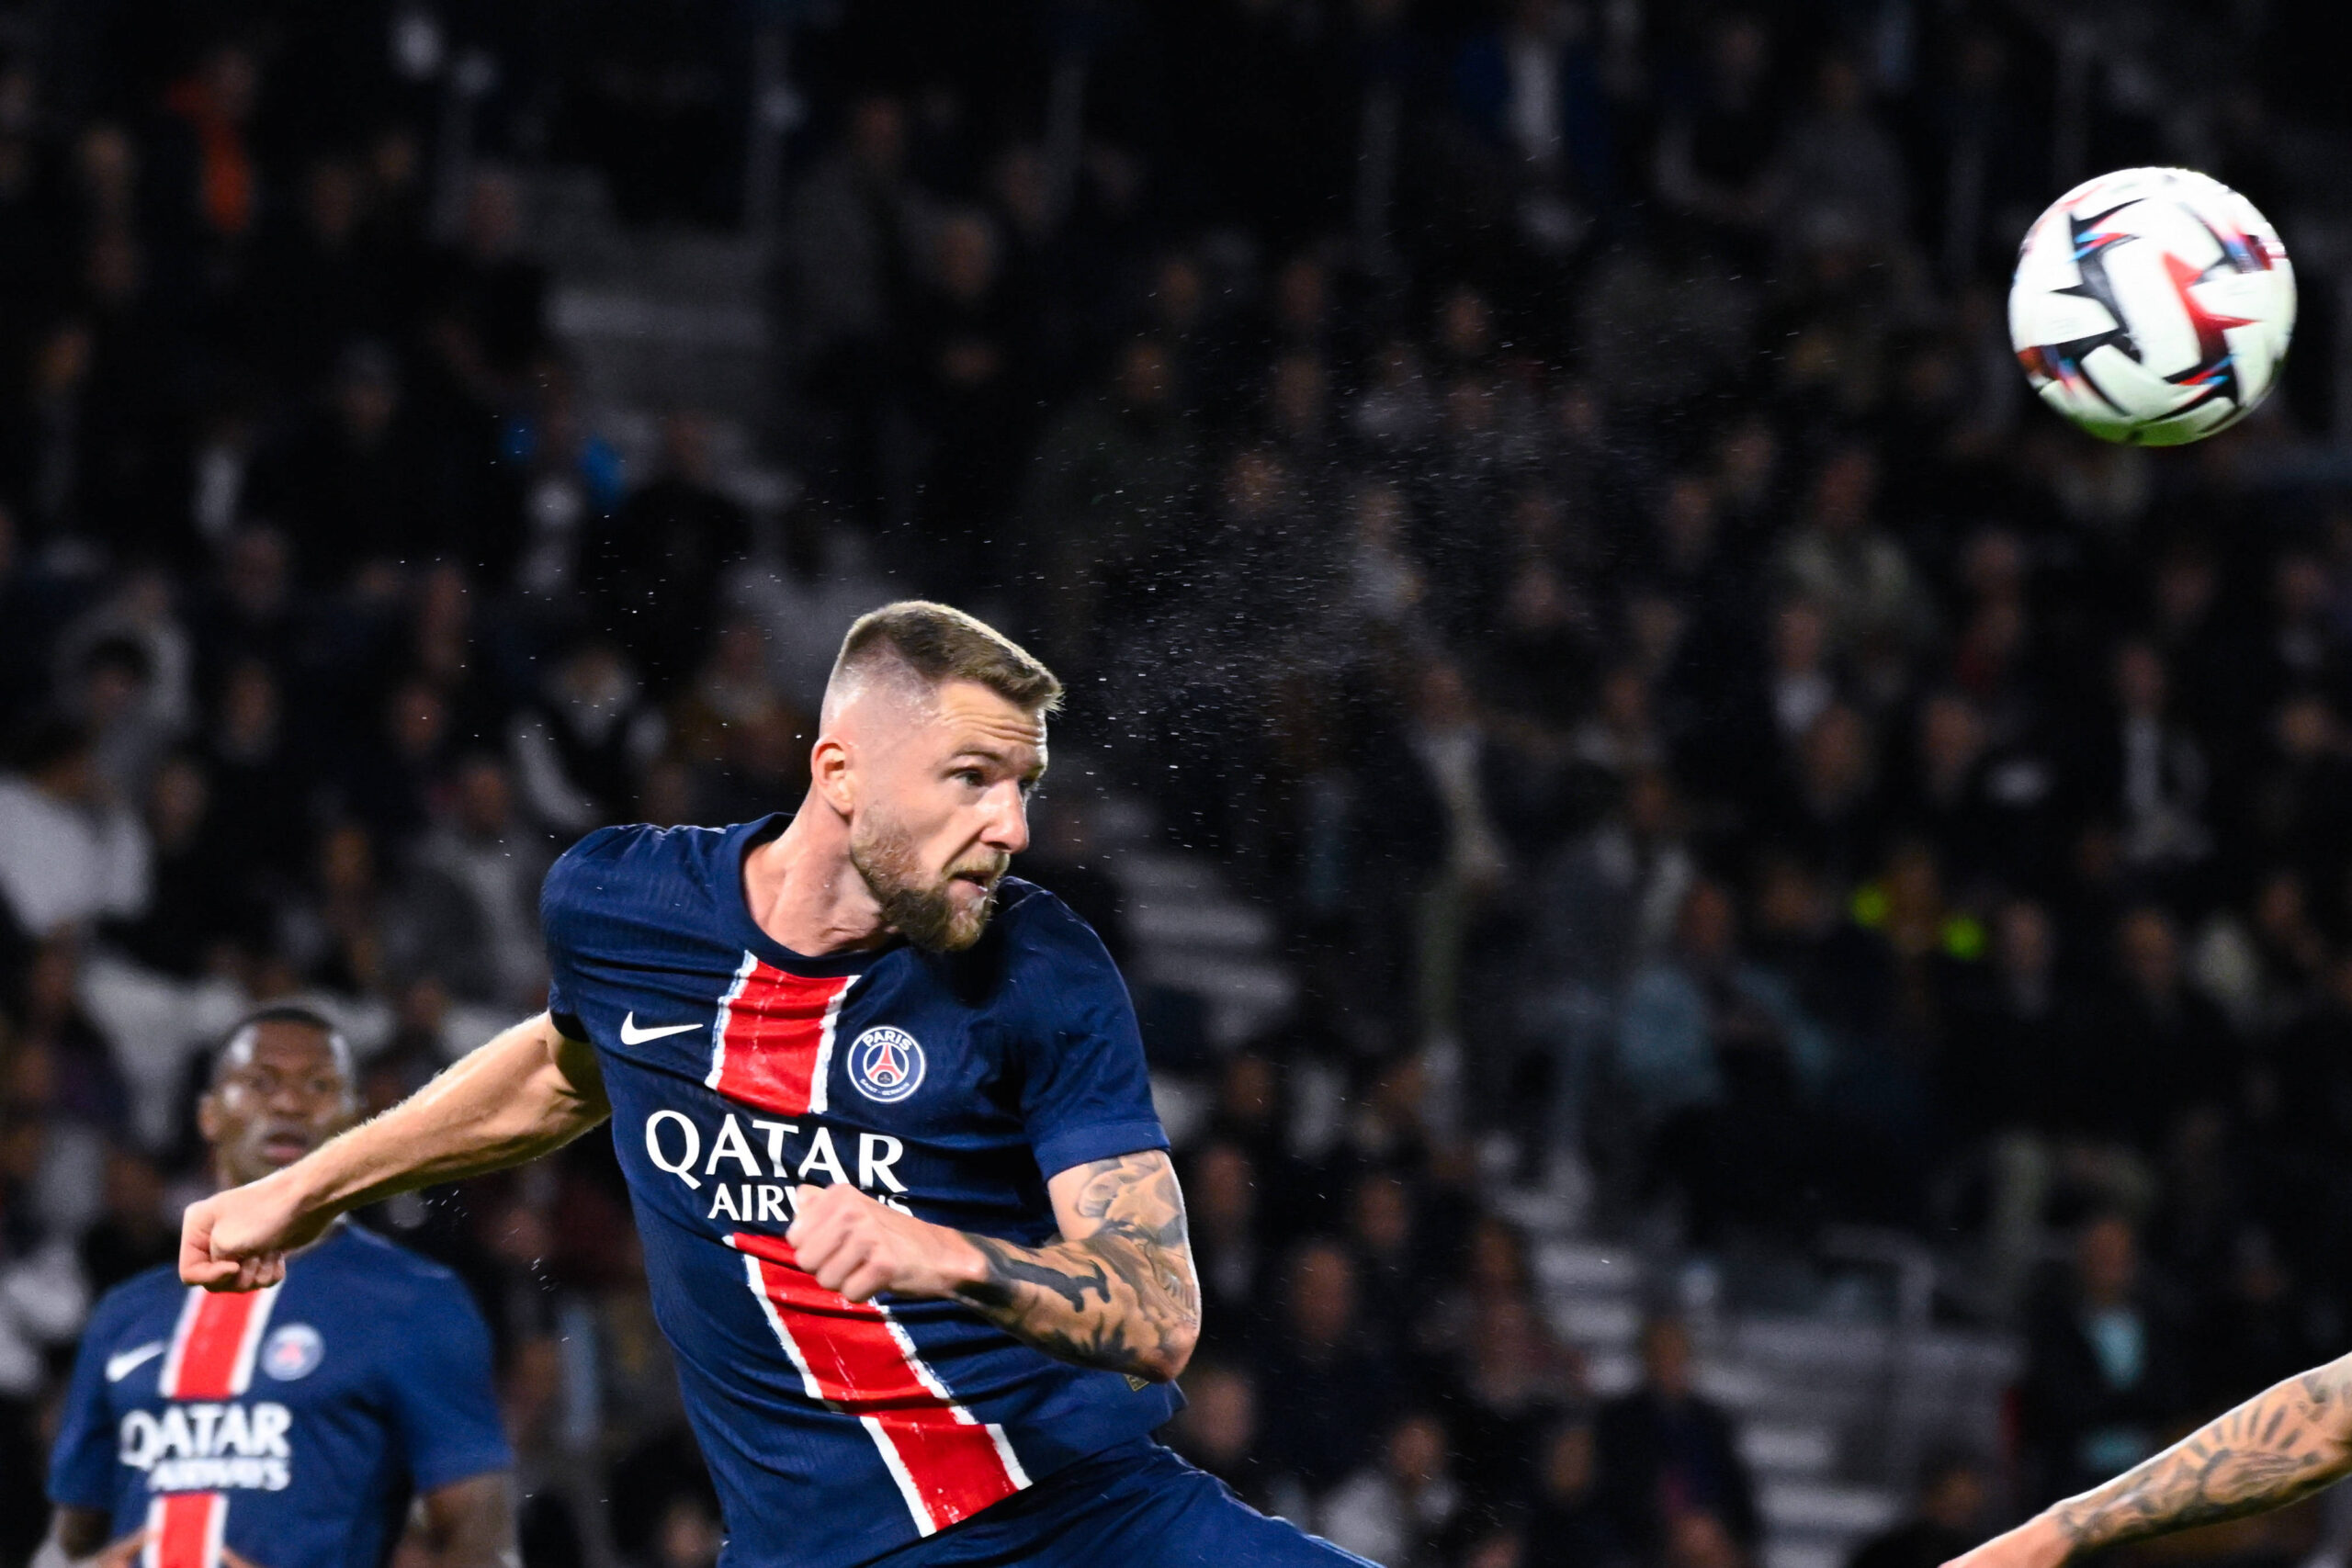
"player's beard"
849,811,1006,953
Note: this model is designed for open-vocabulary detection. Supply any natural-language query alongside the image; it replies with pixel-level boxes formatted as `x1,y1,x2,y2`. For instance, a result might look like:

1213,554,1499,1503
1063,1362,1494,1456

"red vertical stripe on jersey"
142,1491,225,1568
731,1231,1026,1535
158,1284,278,1399
706,958,856,1117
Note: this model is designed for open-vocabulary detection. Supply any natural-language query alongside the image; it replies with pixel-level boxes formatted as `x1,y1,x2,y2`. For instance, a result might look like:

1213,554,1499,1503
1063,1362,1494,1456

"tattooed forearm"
951,1151,1202,1382
2047,1357,2352,1552
956,1242,1112,1314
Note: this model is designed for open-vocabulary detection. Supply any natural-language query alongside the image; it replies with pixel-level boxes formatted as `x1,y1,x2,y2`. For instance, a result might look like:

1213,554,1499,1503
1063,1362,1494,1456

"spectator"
341,677,450,849
278,821,393,997
1617,880,1830,1126
0,718,148,938
1317,1410,1463,1568
57,568,193,801
1943,898,2080,1307
1020,337,1198,671
2080,640,2212,882
2191,1228,2326,1411
1346,1168,1426,1365
1451,1291,1582,1506
425,167,550,387
75,1145,174,1292
903,209,1034,592
410,754,554,1009
1764,703,1888,886
106,751,248,976
1254,1238,1396,1496
509,640,666,833
1164,1359,1285,1517
1765,601,1837,750
244,339,444,587
1661,1511,1747,1568
1187,1140,1268,1349
1776,448,1921,659
783,95,917,526
1655,14,1780,253
1771,56,1909,251
2075,906,2235,1155
1527,1418,1629,1568
2019,1213,2195,1505
586,412,751,699
1405,659,1517,1044
1844,1453,1991,1568
1451,0,1614,254
206,658,310,888
1596,1315,1761,1557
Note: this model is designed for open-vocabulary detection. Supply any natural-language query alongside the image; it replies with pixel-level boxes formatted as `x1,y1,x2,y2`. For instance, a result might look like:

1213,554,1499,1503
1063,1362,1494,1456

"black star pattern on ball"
2018,200,2145,413
2053,202,2146,361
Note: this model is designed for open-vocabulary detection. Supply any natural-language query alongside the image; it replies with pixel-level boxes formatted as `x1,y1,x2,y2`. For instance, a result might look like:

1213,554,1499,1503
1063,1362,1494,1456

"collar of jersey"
720,814,900,978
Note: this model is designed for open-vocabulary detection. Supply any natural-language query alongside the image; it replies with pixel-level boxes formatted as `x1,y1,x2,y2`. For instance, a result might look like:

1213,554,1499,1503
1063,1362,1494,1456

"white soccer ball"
2008,166,2295,446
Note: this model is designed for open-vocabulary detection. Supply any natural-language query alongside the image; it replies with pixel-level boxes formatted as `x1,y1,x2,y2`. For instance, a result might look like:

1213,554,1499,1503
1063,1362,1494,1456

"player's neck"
743,807,897,955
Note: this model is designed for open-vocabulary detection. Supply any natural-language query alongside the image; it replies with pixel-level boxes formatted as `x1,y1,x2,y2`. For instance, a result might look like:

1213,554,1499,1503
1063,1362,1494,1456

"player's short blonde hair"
829,601,1063,716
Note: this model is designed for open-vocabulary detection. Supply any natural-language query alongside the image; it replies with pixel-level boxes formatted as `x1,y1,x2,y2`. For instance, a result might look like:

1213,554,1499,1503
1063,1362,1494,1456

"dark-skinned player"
44,1007,514,1568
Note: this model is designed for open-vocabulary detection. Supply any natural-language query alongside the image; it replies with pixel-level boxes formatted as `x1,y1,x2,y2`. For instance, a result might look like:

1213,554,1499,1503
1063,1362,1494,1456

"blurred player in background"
42,1008,514,1568
176,602,1370,1567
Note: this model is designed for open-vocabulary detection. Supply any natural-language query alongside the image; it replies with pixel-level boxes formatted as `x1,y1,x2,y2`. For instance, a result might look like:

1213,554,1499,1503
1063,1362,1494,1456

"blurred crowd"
1,1,2350,1566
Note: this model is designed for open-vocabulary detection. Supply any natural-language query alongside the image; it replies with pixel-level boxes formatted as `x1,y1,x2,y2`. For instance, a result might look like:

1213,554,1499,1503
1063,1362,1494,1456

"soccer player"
46,1006,515,1568
178,603,1369,1567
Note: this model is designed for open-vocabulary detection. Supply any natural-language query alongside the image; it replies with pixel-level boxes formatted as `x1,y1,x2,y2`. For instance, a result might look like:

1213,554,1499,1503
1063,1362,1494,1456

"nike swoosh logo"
619,1013,703,1045
107,1341,164,1382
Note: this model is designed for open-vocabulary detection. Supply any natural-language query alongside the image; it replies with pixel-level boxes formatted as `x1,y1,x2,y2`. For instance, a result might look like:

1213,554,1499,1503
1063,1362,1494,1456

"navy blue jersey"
540,818,1179,1568
48,1224,511,1568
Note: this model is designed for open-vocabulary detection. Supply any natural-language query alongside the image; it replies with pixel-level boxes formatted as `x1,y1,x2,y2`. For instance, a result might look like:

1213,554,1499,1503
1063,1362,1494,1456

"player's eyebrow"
950,745,1048,785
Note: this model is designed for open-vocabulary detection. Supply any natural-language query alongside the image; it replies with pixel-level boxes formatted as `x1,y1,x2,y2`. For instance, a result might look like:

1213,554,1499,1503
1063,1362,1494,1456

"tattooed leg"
950,1150,1202,1382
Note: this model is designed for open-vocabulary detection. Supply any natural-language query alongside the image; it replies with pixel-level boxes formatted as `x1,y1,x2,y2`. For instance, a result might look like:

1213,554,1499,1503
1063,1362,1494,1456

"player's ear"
196,1090,224,1144
810,734,856,814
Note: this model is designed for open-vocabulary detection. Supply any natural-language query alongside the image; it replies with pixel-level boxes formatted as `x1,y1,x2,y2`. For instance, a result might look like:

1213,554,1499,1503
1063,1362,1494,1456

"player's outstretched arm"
1945,1355,2352,1568
181,1012,609,1292
788,1149,1202,1382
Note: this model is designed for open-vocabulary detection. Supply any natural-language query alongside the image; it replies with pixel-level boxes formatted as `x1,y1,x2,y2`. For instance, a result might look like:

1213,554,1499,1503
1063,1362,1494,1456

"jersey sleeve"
541,825,628,1038
48,1293,127,1510
1012,894,1169,1179
386,1276,514,1493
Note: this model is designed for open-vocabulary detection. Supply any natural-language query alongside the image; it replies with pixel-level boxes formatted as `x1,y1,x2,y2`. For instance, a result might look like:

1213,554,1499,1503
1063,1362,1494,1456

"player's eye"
952,768,985,787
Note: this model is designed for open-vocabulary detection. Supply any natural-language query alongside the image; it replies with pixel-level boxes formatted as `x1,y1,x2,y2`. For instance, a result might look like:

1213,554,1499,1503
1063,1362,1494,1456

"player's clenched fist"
179,1168,332,1292
786,1183,987,1303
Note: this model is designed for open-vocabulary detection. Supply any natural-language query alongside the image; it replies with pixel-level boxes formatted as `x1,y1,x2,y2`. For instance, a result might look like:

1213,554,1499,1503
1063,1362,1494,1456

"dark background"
2,2,2352,1566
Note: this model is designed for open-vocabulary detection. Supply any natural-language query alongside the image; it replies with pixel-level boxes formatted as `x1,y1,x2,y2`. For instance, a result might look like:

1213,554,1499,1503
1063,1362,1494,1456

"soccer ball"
2008,166,2295,446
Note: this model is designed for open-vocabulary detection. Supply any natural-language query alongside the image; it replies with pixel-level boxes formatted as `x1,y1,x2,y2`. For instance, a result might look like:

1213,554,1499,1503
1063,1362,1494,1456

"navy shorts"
865,1440,1376,1568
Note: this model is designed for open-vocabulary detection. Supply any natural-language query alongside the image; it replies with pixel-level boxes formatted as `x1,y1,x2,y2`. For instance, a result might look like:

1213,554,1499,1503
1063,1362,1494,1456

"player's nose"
982,782,1029,854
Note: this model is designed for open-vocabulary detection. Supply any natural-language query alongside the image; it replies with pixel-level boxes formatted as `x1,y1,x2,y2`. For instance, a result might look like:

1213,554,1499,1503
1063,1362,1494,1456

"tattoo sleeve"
951,1151,1202,1382
2049,1356,2352,1551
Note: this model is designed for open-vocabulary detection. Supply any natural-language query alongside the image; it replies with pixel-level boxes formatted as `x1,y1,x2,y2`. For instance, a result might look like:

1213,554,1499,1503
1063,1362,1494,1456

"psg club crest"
261,1324,323,1382
848,1027,925,1104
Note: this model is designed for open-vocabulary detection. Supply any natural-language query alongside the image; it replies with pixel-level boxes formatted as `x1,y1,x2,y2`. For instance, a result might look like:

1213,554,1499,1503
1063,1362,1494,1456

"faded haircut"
213,1003,355,1089
824,601,1063,721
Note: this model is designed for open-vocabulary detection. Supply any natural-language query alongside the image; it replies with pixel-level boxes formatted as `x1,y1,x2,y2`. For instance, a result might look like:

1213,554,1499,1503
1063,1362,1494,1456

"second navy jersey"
47,1224,512,1568
541,817,1180,1568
